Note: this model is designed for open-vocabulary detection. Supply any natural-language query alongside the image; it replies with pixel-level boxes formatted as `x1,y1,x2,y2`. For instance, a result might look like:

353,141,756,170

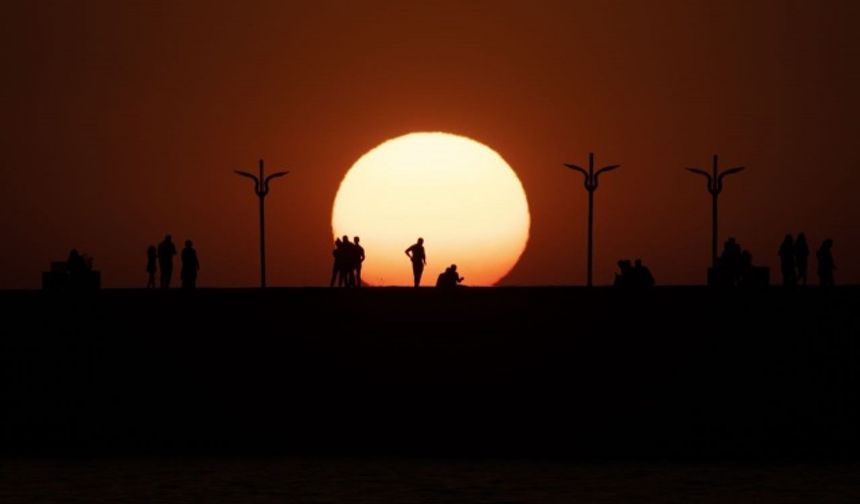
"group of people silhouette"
328,236,466,288
64,248,96,288
147,234,199,289
132,231,837,290
778,233,835,287
712,234,835,287
614,259,655,288
713,237,767,287
330,235,365,287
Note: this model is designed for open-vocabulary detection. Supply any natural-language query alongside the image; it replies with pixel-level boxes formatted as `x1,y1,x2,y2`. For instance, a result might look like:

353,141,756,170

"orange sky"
2,0,859,288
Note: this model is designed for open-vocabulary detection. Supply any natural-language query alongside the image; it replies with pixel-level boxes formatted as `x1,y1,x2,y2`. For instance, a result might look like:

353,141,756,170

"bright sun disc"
332,132,530,286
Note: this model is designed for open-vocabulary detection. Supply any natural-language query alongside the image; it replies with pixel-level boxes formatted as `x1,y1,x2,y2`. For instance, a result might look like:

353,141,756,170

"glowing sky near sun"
332,132,530,286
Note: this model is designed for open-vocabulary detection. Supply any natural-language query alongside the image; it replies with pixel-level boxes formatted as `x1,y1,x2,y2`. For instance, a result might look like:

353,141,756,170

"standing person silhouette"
181,239,199,289
405,237,426,287
146,245,157,289
353,236,365,288
795,232,810,286
341,235,356,287
330,238,342,288
816,238,835,287
157,234,177,289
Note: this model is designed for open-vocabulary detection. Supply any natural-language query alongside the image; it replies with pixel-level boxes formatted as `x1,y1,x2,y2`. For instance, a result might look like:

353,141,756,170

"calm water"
2,458,860,503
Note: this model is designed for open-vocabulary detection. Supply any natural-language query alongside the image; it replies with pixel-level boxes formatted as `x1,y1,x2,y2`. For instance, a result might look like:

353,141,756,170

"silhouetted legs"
330,238,342,288
160,266,172,289
181,275,196,289
412,262,424,287
180,240,199,289
157,235,177,289
147,271,156,289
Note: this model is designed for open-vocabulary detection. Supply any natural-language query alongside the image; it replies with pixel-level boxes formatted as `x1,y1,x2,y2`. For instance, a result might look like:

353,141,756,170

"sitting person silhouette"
632,259,655,288
614,260,633,287
67,248,88,288
436,264,464,288
614,259,655,287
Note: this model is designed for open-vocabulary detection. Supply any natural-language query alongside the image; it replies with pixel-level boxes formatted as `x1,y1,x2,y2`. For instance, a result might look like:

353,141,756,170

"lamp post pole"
235,159,289,288
563,152,620,287
686,154,745,269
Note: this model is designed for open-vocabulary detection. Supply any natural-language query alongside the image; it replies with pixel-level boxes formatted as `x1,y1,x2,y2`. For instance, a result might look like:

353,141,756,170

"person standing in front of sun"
353,236,365,287
405,237,426,287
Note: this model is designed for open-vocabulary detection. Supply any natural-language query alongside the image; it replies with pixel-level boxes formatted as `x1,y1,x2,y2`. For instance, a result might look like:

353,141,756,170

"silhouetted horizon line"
3,284,859,293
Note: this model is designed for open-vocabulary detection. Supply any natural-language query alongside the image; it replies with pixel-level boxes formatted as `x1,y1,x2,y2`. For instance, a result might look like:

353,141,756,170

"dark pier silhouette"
2,286,859,458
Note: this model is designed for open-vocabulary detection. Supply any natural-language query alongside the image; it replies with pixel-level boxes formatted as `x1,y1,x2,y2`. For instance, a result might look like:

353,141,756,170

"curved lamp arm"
594,164,620,186
235,170,261,195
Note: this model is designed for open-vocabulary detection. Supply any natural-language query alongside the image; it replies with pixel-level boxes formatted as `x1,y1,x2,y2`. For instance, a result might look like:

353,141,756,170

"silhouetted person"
436,264,464,288
157,234,177,289
340,235,356,287
181,240,199,289
778,234,796,287
405,237,426,287
632,259,655,288
614,259,633,287
329,238,340,287
718,237,742,286
734,249,771,287
146,245,157,289
817,239,835,287
353,236,365,287
614,259,654,287
330,238,342,287
795,232,809,286
67,248,87,288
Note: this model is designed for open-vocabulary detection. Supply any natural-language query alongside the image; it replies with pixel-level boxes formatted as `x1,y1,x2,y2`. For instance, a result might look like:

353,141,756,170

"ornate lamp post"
564,152,620,287
235,159,289,288
685,154,745,268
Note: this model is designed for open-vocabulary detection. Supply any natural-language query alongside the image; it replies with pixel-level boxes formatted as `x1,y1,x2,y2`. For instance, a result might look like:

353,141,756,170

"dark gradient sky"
2,0,859,288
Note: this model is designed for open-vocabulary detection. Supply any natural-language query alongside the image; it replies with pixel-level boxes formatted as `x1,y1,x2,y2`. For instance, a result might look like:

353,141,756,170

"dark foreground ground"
3,457,860,503
2,286,859,458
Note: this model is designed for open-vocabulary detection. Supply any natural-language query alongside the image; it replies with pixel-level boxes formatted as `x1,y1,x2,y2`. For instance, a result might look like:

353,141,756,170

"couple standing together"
147,234,200,289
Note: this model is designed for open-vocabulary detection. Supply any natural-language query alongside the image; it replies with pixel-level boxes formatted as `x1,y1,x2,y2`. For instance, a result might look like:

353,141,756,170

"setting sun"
332,132,530,286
